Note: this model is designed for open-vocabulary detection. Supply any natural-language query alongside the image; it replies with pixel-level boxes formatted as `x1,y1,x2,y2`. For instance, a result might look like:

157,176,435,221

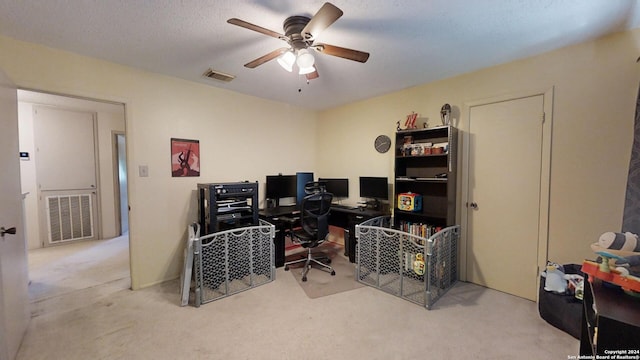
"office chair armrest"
278,215,299,224
278,215,300,234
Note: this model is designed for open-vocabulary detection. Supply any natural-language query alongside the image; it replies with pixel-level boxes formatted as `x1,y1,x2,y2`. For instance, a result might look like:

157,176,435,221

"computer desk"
258,205,299,268
259,204,386,267
329,205,388,262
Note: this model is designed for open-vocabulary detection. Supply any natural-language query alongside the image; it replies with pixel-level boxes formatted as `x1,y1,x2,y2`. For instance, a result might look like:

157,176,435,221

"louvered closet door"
33,106,99,245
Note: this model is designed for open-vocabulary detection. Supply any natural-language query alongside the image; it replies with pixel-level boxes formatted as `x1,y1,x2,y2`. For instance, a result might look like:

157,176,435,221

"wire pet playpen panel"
193,220,275,306
356,216,459,309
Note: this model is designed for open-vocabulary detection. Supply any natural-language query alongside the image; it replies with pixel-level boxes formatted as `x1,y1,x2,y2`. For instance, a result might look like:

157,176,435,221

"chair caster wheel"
302,276,307,282
284,266,289,271
331,271,336,276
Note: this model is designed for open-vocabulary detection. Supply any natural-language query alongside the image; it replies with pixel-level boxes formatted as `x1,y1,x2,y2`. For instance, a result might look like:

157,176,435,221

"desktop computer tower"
296,172,314,204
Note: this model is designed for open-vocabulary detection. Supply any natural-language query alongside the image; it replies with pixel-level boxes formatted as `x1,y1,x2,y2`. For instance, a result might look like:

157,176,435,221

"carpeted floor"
27,235,130,302
285,243,365,298
18,233,581,360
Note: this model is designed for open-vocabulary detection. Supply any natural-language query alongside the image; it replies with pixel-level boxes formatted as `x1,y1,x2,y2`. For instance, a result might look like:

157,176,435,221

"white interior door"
33,106,97,190
0,69,30,360
466,94,545,301
33,106,99,245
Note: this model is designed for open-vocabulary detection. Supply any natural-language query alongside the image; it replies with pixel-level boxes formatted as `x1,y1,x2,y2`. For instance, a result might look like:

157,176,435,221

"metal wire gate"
192,220,275,307
355,216,459,309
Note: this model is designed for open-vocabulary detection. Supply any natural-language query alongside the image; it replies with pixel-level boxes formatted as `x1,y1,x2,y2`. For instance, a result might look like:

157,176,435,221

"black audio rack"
197,181,259,235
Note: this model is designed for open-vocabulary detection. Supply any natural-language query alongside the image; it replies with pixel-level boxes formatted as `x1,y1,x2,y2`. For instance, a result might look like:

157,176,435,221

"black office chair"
284,184,336,282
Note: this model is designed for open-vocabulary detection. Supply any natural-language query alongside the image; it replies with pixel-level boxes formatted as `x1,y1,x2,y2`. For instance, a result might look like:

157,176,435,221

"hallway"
26,234,130,318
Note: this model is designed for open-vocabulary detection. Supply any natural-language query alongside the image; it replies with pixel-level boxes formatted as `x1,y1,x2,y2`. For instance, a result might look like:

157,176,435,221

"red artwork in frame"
171,138,200,177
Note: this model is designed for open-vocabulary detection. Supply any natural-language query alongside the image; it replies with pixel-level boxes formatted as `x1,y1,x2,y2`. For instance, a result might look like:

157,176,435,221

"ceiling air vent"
202,68,235,82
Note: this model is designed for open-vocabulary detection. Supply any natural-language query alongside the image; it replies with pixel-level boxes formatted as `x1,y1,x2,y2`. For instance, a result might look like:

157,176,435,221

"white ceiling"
1,1,639,111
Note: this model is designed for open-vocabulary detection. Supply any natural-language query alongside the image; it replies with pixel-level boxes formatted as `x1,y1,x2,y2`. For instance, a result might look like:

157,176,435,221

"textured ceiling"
1,0,639,110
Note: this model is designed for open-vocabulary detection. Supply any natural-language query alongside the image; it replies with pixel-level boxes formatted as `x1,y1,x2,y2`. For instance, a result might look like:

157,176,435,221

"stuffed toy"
597,231,640,252
540,262,568,294
595,231,640,274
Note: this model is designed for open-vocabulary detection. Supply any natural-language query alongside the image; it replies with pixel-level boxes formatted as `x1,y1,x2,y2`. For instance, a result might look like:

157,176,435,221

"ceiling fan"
227,2,369,80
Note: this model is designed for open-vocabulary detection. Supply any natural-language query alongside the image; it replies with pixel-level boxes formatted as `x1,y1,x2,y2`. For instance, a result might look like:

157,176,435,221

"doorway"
16,90,131,299
18,90,127,248
461,89,553,301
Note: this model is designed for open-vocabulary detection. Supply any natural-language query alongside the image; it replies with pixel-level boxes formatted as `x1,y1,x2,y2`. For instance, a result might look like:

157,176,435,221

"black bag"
537,263,583,339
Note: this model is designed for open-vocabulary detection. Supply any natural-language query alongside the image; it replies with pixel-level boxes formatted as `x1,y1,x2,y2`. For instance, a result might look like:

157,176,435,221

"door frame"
111,131,127,235
459,87,553,291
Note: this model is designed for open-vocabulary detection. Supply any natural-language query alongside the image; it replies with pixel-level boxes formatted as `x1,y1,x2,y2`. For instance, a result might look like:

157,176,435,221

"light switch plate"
139,165,149,177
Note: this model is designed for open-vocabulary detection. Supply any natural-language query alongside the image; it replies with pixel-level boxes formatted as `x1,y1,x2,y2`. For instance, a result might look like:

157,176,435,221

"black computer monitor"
359,176,388,199
318,178,349,198
266,175,297,202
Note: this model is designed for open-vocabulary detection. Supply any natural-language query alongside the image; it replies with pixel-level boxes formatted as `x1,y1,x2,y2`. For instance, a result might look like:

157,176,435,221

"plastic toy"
397,192,422,212
566,274,584,300
581,231,640,297
413,253,425,275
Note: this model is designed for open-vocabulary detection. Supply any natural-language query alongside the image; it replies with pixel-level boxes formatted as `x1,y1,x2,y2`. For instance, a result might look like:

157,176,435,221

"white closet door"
33,106,97,191
33,106,99,244
466,94,544,301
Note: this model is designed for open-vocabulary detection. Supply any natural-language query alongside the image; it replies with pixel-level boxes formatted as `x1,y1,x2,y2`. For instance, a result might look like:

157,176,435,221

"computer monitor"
318,178,349,198
359,176,388,199
266,175,297,205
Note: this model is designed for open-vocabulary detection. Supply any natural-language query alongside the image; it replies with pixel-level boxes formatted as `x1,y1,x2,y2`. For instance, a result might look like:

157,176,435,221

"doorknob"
1,226,17,238
469,202,478,210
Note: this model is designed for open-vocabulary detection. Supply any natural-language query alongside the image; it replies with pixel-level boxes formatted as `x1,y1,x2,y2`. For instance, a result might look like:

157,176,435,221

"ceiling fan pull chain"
297,73,311,93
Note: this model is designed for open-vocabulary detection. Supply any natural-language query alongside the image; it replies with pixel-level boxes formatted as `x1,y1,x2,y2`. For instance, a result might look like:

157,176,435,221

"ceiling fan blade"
244,47,289,68
301,2,343,41
227,18,284,40
314,43,370,63
305,66,319,80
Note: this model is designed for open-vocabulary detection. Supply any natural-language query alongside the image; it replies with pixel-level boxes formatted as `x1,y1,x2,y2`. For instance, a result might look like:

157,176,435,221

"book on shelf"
397,220,442,240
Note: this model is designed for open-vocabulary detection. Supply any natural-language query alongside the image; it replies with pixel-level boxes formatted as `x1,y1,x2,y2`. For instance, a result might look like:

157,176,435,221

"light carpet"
18,234,581,359
285,241,364,299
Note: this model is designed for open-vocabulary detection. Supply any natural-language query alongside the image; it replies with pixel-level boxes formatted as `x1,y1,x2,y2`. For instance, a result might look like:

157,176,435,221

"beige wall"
0,35,317,289
318,29,640,266
3,26,640,289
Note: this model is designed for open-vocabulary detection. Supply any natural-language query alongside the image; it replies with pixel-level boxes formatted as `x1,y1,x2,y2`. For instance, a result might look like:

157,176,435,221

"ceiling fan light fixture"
229,3,370,82
277,51,295,72
298,66,316,75
296,48,315,68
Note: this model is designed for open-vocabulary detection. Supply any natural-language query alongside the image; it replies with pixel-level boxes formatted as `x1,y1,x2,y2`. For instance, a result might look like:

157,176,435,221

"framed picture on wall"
171,138,200,177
